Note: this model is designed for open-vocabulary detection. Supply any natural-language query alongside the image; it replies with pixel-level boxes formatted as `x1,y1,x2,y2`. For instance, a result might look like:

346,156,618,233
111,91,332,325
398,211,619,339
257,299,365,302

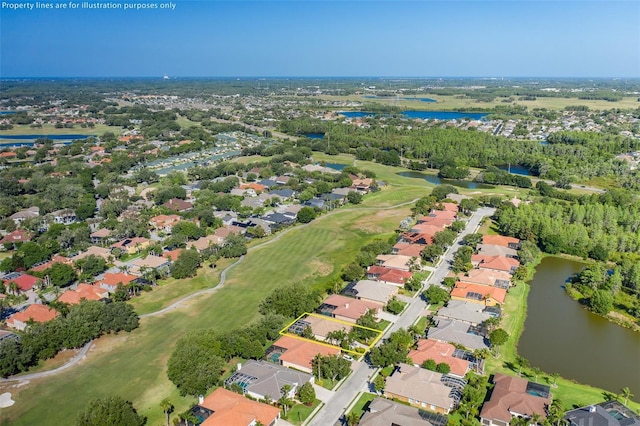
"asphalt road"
307,206,495,426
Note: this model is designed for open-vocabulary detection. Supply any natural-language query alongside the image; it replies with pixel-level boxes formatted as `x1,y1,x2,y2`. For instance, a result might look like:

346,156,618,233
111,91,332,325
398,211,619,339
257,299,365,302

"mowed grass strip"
0,205,410,426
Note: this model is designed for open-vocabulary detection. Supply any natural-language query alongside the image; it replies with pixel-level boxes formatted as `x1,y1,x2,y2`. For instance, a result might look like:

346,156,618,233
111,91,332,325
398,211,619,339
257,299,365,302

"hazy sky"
1,0,639,77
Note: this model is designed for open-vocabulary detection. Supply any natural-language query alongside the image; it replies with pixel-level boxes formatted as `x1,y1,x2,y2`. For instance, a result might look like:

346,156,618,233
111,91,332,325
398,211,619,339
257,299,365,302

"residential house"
184,387,280,426
163,248,182,262
111,237,150,255
393,242,426,258
350,177,374,193
408,339,471,378
268,335,340,374
3,273,41,292
129,255,170,276
275,175,291,185
224,360,313,401
262,213,296,231
477,244,518,259
9,206,39,225
6,304,59,331
360,397,440,426
451,282,507,306
90,228,112,245
58,283,108,305
376,254,415,271
457,269,512,289
240,182,267,194
296,314,353,342
257,179,277,189
270,188,295,200
95,272,139,293
30,255,72,273
479,374,551,426
482,235,521,250
426,317,490,351
384,363,457,414
187,234,224,252
345,279,399,305
0,229,33,246
71,245,112,262
318,294,382,323
50,208,77,225
366,265,413,287
436,300,495,325
149,214,182,234
564,401,640,426
472,255,520,275
163,198,193,212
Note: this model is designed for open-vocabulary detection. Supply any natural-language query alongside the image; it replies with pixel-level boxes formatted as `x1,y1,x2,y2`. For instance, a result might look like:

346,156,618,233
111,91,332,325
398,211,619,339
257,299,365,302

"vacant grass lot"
0,190,413,426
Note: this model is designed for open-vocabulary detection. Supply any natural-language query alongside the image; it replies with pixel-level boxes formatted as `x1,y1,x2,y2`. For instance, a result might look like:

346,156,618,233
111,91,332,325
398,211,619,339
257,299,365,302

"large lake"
519,257,640,393
397,171,495,190
339,111,487,120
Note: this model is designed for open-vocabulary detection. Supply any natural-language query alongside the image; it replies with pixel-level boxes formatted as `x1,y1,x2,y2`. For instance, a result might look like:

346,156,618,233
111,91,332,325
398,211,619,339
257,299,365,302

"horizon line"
2,75,640,81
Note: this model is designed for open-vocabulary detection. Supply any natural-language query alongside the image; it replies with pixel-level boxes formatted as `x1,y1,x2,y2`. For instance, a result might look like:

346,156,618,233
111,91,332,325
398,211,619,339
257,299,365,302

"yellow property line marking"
279,312,384,356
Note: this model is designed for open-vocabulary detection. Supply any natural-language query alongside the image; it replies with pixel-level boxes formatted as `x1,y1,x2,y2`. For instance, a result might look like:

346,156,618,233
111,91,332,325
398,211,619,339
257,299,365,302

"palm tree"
546,399,564,426
279,385,293,417
551,372,560,388
532,366,542,382
8,281,19,296
516,355,530,377
619,387,634,405
345,411,360,426
160,398,174,426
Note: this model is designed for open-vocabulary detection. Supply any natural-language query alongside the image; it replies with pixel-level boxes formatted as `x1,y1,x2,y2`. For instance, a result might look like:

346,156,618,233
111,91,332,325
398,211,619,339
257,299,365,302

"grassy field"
320,94,640,111
0,189,414,426
287,399,322,425
0,123,122,138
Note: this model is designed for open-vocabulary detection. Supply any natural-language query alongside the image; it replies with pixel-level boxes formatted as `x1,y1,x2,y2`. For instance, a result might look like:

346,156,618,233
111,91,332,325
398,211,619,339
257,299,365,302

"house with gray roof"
437,300,493,325
270,188,295,200
224,360,313,401
427,317,490,351
346,279,399,305
564,401,640,426
360,397,438,426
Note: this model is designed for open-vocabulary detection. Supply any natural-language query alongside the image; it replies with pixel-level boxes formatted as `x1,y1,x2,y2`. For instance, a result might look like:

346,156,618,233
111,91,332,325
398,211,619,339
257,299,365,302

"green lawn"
346,392,377,420
0,197,415,426
286,399,322,425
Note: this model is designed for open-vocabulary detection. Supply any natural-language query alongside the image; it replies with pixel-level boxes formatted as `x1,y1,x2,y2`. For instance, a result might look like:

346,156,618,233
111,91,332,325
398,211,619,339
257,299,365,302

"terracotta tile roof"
58,283,107,304
90,228,111,238
408,339,470,377
3,274,40,292
98,272,138,287
393,242,425,257
163,198,193,211
273,335,340,371
367,266,413,285
6,304,59,327
199,387,280,426
458,269,512,287
163,249,182,261
322,294,383,321
480,374,550,423
240,182,267,192
29,255,72,273
482,235,520,248
472,255,520,273
451,282,507,305
0,229,33,244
